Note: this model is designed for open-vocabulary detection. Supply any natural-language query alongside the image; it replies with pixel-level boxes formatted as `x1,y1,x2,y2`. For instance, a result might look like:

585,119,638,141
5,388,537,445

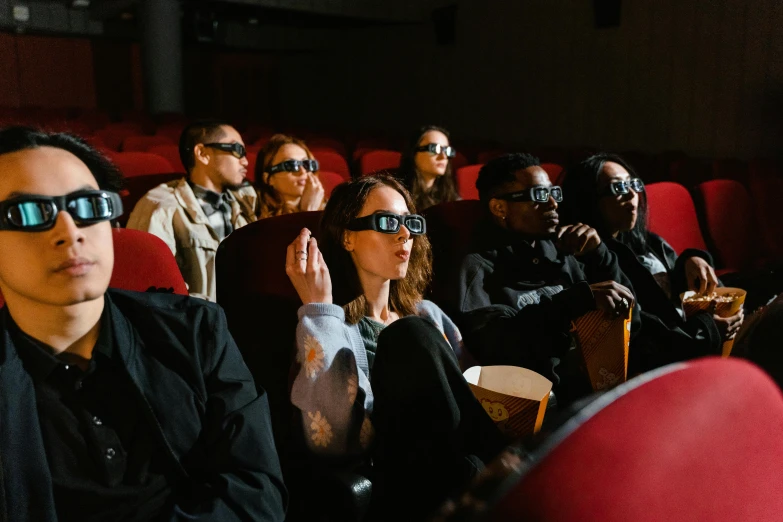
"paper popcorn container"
680,287,747,357
571,308,632,392
464,366,552,438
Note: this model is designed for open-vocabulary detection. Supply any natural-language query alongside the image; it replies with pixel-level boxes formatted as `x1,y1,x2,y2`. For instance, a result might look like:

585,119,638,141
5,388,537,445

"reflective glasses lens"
303,159,319,172
550,187,563,202
8,201,54,228
444,146,456,158
377,215,401,232
405,217,425,234
611,181,631,195
630,178,645,192
532,187,550,202
232,144,246,159
68,194,112,222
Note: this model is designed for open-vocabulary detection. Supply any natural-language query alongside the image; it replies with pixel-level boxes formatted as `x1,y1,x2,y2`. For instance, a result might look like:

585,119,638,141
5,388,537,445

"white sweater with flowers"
290,300,463,456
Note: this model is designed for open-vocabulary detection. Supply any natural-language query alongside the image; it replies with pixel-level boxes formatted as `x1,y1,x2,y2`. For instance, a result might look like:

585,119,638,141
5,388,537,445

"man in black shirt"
452,153,637,404
0,127,286,521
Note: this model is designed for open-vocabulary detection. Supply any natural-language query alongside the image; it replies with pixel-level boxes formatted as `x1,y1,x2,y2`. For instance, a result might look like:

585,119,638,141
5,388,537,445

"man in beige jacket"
127,120,257,301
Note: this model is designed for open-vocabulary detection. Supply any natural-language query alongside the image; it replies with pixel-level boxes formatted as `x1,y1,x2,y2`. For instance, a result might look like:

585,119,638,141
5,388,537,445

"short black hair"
178,119,233,173
0,126,123,192
476,152,540,202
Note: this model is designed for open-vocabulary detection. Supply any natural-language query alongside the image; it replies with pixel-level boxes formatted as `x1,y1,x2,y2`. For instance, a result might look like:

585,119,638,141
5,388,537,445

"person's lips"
395,249,410,261
543,212,559,224
54,257,95,276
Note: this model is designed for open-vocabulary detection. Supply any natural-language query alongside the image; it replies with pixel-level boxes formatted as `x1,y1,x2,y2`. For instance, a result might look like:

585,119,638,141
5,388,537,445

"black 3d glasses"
603,178,645,197
203,142,247,159
0,190,123,231
268,159,320,174
415,143,456,158
495,185,563,203
347,213,426,235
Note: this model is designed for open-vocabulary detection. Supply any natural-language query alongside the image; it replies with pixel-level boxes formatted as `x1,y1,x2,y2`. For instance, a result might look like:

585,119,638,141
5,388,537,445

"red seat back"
359,150,401,176
147,144,186,174
109,228,187,295
540,163,564,184
306,137,347,158
312,148,350,181
486,358,783,522
452,150,470,172
96,127,143,152
645,182,708,254
455,164,483,200
108,152,175,178
317,171,344,199
693,179,760,272
122,135,175,152
712,158,748,186
477,149,506,164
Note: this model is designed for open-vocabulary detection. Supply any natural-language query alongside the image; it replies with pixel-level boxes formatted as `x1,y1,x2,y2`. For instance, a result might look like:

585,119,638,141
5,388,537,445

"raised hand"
285,228,332,304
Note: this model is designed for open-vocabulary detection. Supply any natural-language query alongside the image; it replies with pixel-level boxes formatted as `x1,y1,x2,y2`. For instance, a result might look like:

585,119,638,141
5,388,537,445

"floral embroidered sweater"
290,300,463,456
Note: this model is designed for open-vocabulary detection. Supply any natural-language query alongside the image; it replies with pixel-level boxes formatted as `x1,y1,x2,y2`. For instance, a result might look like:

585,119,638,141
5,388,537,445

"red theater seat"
96,127,144,152
110,228,187,295
476,149,506,164
484,358,783,522
318,171,344,199
118,172,183,226
456,164,483,200
245,152,257,183
155,123,185,144
359,150,401,176
712,158,748,186
122,135,175,152
307,137,348,158
540,163,564,184
669,157,712,187
452,150,469,172
645,182,708,254
108,152,175,178
312,148,351,181
147,145,186,174
694,179,762,273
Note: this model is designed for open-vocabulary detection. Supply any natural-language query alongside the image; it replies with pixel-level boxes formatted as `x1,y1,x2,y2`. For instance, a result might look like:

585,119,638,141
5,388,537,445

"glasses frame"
415,143,457,159
0,190,123,231
202,142,247,159
268,159,320,175
604,178,645,197
347,212,427,235
494,185,563,203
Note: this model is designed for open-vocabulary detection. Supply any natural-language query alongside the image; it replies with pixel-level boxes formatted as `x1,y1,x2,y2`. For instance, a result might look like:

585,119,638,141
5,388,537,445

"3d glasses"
495,185,563,203
415,143,457,158
347,213,426,235
203,142,247,159
0,190,123,231
268,159,320,174
604,178,645,197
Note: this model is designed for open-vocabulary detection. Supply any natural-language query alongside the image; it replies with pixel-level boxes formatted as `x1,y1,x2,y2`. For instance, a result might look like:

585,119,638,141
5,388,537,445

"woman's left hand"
684,256,719,295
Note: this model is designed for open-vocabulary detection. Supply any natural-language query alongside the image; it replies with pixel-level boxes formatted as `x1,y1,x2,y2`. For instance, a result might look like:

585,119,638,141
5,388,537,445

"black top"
12,306,172,522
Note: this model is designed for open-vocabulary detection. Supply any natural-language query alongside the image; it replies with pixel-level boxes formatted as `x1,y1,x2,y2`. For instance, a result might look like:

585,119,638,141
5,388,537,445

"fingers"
704,267,719,295
307,237,319,272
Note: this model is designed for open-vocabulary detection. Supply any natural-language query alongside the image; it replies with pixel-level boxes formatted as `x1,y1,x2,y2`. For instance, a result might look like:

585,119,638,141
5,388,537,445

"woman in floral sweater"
286,175,506,519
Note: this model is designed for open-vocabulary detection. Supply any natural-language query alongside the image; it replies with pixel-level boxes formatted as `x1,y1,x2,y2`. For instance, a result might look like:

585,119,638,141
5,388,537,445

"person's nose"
50,211,85,248
545,196,558,210
239,155,249,167
397,224,411,242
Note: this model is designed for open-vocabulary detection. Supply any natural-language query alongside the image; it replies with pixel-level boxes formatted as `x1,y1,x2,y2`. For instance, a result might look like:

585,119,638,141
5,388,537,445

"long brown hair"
255,134,316,218
320,175,433,324
398,125,460,211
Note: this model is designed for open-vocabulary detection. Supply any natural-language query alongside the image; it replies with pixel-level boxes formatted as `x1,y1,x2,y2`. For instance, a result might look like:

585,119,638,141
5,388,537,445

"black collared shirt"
188,181,235,241
12,307,173,522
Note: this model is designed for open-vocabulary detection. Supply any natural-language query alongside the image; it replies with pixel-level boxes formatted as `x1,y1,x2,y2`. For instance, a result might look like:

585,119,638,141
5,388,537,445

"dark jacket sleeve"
170,307,288,521
650,233,716,299
455,254,595,378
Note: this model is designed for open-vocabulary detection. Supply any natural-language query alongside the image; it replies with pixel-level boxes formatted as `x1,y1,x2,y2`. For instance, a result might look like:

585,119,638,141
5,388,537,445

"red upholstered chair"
669,157,712,188
352,137,397,161
540,163,564,184
154,123,185,144
644,182,708,254
118,172,182,227
245,152,257,184
359,150,401,177
108,152,175,178
122,134,175,152
452,150,469,172
307,137,348,158
96,127,143,152
147,145,186,174
693,179,763,274
712,158,748,186
424,200,486,312
482,357,783,522
110,228,187,295
318,171,345,199
312,148,351,181
455,164,483,200
749,159,783,262
476,149,506,164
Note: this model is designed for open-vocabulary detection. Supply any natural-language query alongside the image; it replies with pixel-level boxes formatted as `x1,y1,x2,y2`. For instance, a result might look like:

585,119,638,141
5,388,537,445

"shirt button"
92,416,102,426
105,448,116,460
532,258,540,264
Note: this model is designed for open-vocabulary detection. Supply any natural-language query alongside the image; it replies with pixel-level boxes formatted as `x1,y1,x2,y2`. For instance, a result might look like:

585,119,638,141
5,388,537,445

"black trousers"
368,316,508,521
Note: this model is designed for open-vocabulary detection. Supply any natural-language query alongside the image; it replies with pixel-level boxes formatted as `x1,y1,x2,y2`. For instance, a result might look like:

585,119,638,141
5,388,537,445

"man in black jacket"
0,127,286,521
453,153,637,404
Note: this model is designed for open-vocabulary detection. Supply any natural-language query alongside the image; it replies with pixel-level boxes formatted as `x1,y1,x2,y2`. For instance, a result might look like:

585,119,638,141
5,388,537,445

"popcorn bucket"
680,287,747,357
464,366,552,438
571,307,632,392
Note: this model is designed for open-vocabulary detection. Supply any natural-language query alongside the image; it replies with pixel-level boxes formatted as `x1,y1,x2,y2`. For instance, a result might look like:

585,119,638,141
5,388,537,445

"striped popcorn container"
464,366,552,438
571,307,633,392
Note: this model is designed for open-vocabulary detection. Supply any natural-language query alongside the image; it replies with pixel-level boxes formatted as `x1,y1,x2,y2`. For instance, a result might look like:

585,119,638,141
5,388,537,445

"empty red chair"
245,152,257,184
318,171,344,199
644,182,708,254
424,200,486,310
307,137,347,158
694,179,762,274
312,148,350,181
122,135,175,152
712,158,748,186
749,160,783,262
352,137,397,161
96,128,143,152
359,150,401,176
452,150,469,172
455,164,483,200
155,123,185,144
483,358,783,522
540,163,564,184
108,151,175,178
147,144,186,174
118,172,183,227
110,228,187,295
